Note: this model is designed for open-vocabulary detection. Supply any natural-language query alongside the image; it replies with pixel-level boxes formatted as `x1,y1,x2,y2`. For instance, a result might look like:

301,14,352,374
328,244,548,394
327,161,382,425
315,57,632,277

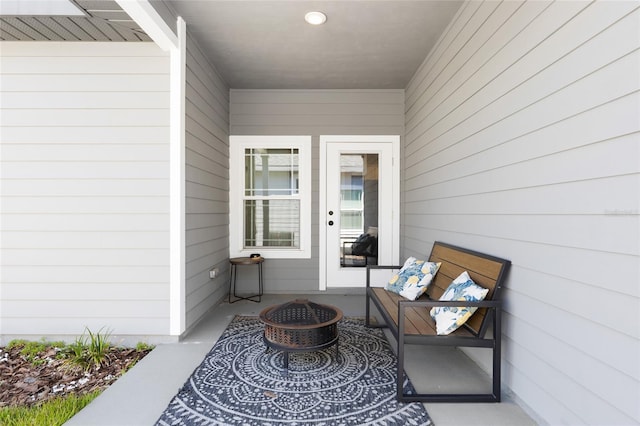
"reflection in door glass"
339,154,378,268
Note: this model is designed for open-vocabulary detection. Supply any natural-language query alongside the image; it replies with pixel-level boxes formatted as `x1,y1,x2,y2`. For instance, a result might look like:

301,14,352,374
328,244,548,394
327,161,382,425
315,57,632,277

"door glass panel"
339,154,378,267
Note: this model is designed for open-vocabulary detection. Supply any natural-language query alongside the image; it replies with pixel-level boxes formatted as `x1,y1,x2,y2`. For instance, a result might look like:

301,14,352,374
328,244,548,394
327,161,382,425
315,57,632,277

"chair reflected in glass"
341,227,377,267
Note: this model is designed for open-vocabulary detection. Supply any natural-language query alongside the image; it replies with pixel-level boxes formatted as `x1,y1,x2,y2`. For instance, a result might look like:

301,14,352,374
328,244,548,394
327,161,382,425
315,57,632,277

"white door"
320,136,399,289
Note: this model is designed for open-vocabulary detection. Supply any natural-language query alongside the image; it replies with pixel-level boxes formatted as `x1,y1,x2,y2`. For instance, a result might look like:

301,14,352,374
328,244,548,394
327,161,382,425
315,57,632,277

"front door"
320,135,399,289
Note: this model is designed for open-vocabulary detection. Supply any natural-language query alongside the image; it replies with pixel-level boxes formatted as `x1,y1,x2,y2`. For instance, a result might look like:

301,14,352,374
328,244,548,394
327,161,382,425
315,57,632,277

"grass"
6,339,66,366
135,342,154,351
0,390,101,426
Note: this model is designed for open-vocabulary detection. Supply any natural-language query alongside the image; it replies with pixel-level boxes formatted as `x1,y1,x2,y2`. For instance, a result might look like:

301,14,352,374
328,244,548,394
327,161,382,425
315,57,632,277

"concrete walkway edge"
65,343,212,426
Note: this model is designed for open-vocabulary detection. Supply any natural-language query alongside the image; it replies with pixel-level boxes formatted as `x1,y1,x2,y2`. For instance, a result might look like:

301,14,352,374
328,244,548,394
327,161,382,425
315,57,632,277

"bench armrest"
366,264,403,288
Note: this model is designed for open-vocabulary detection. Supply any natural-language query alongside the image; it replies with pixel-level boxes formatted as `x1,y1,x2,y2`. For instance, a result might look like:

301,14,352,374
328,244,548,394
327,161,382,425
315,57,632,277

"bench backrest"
426,241,511,337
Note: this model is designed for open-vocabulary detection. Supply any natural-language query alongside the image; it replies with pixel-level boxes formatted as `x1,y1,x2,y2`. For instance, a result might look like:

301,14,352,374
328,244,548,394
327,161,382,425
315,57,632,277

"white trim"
319,135,400,290
229,135,312,259
319,140,327,291
115,0,178,51
112,2,185,335
168,17,186,336
117,1,184,338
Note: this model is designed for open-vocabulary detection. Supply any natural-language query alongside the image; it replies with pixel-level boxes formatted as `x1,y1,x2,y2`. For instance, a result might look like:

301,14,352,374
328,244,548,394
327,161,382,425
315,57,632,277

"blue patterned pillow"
385,257,441,301
430,271,489,335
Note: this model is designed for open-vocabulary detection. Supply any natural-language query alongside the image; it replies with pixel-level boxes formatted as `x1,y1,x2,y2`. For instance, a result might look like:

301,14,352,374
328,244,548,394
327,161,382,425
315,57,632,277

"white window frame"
229,135,312,259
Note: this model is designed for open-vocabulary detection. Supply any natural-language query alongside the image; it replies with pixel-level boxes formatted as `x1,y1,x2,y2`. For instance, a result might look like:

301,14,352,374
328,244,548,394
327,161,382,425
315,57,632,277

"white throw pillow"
430,271,488,335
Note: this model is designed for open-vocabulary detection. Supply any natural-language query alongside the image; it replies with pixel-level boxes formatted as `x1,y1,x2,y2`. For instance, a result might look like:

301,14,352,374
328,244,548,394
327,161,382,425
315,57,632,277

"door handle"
328,210,334,215
328,220,334,226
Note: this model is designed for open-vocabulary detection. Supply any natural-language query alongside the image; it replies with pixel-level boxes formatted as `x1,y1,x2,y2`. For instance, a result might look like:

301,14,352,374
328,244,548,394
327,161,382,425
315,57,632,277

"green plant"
65,337,88,370
6,339,29,350
0,390,101,426
20,341,49,363
63,327,112,371
85,327,111,367
135,342,155,351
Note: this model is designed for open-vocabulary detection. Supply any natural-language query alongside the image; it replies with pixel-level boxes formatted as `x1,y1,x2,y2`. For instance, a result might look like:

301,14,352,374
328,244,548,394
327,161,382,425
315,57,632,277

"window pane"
245,148,299,196
244,199,300,248
340,211,363,230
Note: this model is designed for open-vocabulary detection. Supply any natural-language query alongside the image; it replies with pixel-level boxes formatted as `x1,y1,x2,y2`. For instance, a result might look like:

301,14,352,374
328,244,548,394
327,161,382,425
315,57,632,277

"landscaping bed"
0,339,152,408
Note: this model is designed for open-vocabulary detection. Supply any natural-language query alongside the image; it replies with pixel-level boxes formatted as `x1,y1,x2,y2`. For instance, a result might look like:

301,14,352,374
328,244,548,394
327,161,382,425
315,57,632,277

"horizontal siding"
2,301,167,318
0,57,168,74
1,74,168,92
2,267,169,284
1,109,168,126
184,33,230,332
0,42,171,341
1,214,169,231
1,92,168,109
231,90,405,136
1,318,168,337
230,89,404,292
403,1,640,425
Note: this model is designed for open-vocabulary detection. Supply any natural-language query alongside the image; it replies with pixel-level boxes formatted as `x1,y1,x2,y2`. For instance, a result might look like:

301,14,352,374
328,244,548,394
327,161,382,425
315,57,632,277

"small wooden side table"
228,256,264,303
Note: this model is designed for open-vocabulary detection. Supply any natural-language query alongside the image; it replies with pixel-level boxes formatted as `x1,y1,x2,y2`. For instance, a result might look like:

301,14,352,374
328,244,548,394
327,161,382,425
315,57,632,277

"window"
230,136,311,258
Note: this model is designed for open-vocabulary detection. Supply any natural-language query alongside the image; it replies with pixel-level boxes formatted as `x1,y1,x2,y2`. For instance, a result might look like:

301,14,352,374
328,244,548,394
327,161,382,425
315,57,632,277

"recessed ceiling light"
304,11,327,26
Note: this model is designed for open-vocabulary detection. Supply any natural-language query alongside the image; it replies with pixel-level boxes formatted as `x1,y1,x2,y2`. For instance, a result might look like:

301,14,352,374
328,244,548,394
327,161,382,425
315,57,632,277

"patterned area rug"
156,316,432,426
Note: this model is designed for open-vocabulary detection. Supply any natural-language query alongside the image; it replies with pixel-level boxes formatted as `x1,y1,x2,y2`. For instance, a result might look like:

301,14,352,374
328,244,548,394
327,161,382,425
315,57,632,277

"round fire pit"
259,299,343,372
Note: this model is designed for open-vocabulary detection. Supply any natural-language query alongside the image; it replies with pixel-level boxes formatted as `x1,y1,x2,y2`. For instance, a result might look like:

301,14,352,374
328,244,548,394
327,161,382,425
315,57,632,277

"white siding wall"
0,42,171,342
230,89,404,292
184,34,230,331
404,1,639,424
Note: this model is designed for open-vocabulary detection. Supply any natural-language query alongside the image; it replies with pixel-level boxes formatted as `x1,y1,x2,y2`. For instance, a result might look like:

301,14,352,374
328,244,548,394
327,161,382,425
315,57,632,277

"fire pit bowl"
259,299,343,371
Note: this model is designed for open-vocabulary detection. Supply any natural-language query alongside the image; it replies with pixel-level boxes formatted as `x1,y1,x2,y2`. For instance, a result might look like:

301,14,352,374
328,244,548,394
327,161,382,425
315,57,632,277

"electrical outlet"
209,268,219,279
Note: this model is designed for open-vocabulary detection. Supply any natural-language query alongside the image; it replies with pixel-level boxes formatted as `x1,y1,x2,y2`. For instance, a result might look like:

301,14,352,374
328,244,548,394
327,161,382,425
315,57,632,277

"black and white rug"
156,316,432,426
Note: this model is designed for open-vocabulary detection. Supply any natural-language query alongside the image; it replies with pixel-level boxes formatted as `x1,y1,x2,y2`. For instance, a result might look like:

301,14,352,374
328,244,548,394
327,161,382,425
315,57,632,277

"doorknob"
328,220,334,226
328,210,334,215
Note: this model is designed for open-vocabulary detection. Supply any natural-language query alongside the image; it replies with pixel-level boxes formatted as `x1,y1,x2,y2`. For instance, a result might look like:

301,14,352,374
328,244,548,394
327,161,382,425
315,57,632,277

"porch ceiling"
166,0,463,89
0,0,151,42
0,0,463,90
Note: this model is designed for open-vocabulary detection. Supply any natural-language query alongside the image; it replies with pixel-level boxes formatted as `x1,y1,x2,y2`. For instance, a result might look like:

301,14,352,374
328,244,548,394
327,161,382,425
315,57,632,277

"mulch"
0,345,151,408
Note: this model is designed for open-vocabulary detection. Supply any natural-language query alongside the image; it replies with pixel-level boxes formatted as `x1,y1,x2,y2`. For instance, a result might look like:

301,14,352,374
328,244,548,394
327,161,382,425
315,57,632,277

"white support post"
169,17,186,336
116,1,186,336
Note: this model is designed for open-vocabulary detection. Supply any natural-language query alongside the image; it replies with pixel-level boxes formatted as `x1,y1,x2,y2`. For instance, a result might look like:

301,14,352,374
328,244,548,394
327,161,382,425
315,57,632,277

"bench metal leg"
396,304,501,403
492,308,502,401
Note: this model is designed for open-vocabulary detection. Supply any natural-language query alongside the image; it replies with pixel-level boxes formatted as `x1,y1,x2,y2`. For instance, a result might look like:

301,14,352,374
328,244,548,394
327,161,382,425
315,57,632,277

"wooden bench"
365,241,511,403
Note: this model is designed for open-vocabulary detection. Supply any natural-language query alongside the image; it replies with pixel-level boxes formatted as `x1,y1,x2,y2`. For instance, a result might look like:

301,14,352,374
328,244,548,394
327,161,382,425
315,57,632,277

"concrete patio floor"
66,294,538,425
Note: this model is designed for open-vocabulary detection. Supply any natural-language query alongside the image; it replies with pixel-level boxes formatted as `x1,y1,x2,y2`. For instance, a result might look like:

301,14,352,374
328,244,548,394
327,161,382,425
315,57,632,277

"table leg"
227,264,236,304
257,262,263,302
228,260,262,303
